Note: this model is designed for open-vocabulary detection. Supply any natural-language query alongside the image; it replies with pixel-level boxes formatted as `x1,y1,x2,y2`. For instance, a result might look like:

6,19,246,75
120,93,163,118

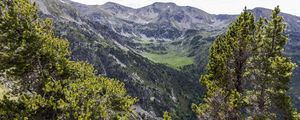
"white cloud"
70,0,300,16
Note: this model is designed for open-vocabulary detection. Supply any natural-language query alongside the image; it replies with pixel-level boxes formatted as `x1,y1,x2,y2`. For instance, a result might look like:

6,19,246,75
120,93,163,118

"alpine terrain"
7,0,300,119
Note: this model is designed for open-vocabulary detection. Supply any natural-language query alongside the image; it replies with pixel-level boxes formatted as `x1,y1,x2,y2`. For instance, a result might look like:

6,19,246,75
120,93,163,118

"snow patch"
171,89,177,102
113,41,129,51
59,0,66,4
120,29,132,37
109,54,127,68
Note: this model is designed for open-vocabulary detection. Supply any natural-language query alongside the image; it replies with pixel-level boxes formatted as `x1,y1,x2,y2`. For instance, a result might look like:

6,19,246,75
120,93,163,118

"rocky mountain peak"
100,2,134,16
140,2,181,13
152,2,177,8
103,2,119,6
101,2,133,12
101,2,131,9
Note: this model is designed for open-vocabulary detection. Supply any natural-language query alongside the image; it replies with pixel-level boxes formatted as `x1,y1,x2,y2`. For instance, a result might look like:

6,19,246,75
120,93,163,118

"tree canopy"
193,6,299,120
0,0,135,119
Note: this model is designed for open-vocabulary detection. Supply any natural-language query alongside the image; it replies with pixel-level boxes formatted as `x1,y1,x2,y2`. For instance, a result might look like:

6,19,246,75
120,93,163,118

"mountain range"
34,0,300,119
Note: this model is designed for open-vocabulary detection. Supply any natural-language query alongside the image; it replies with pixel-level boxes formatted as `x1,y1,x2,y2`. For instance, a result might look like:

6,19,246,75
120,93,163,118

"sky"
70,0,300,16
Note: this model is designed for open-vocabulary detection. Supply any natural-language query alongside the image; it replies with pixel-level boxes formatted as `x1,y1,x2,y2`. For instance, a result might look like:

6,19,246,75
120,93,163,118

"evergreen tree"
193,6,299,120
244,6,299,119
192,8,256,119
251,6,298,119
0,0,136,119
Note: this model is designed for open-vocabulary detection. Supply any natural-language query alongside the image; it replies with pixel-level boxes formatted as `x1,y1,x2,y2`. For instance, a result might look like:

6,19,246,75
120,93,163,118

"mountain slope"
34,0,300,119
35,0,205,119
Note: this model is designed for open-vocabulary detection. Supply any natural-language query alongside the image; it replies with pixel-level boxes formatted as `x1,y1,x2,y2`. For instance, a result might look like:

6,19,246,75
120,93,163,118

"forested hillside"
0,0,299,119
0,0,135,119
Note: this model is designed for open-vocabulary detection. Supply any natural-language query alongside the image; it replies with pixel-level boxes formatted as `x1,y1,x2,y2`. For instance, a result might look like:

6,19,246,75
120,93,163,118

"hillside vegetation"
0,0,135,119
0,0,299,119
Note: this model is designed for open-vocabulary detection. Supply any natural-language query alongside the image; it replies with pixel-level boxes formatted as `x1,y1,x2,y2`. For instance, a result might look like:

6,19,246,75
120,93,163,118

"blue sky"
70,0,300,16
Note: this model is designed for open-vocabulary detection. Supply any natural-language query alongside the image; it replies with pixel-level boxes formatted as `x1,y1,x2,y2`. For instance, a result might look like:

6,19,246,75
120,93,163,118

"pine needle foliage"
0,0,136,119
192,6,299,120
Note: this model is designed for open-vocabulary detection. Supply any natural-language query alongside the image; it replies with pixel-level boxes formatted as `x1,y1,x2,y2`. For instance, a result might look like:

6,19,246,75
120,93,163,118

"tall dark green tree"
0,0,135,119
193,6,299,120
250,6,299,119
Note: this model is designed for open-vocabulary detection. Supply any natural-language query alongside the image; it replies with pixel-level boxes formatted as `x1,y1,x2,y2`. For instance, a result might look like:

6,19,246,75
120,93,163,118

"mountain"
33,0,300,119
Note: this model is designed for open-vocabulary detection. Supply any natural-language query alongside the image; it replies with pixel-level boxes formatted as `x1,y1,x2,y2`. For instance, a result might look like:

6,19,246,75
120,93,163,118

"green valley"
142,52,194,69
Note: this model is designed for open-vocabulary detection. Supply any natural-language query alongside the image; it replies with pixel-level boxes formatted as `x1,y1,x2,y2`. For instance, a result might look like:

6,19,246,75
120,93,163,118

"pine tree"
244,6,299,119
192,8,256,119
193,6,299,120
0,0,136,119
253,6,298,119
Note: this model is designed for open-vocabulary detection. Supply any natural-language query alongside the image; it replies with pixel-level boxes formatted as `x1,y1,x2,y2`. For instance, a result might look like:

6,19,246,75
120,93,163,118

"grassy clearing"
142,52,194,69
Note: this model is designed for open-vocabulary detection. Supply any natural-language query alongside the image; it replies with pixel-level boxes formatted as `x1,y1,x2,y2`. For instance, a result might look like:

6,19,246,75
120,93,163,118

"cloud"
70,0,300,16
